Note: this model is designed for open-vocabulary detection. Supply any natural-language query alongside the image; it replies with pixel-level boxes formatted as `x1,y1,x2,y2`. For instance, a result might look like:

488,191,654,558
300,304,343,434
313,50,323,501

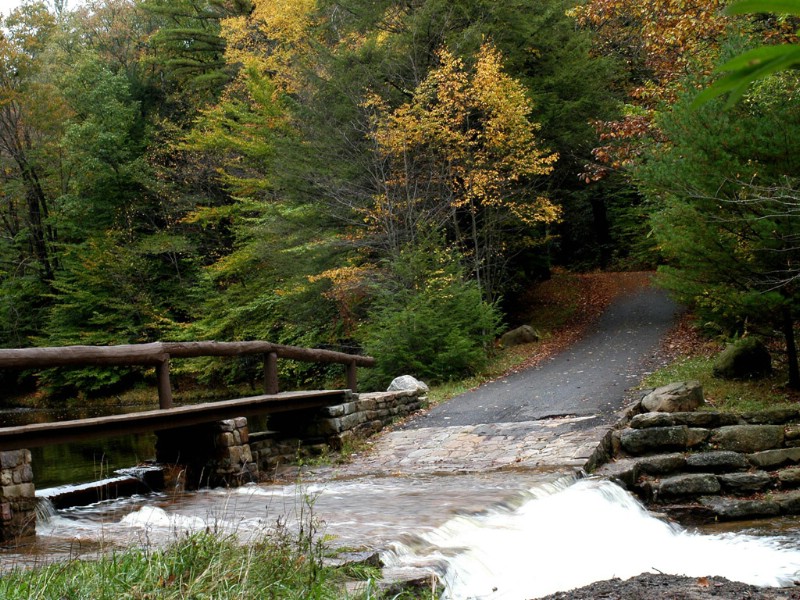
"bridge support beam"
0,450,36,543
155,418,258,490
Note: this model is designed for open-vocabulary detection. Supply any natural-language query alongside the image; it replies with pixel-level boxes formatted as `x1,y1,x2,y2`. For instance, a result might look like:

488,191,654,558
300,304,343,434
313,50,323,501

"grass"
0,527,436,600
642,353,799,413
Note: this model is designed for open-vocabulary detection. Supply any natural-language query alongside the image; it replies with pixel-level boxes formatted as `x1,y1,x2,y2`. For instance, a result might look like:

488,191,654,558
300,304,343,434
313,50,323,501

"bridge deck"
0,390,350,451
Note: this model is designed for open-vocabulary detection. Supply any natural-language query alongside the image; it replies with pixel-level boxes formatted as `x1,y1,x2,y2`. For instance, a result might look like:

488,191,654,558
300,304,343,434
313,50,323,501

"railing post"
346,360,358,392
156,356,173,409
264,352,279,395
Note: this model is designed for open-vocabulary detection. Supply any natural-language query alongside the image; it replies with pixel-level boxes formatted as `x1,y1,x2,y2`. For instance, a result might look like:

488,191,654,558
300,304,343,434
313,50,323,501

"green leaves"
695,0,800,108
694,44,800,107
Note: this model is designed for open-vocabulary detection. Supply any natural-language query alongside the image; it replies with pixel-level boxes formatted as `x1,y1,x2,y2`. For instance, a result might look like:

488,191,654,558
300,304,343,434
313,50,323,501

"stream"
3,469,800,599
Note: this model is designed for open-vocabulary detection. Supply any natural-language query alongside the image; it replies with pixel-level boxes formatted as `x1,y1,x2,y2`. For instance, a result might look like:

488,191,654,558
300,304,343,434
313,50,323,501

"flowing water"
5,472,800,599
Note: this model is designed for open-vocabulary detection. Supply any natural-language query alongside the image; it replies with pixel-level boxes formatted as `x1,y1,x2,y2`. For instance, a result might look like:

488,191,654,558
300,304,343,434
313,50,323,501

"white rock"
387,375,429,393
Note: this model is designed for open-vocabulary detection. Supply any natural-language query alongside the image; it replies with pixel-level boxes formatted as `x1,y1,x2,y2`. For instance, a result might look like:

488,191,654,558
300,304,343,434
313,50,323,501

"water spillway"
7,473,800,598
384,477,800,599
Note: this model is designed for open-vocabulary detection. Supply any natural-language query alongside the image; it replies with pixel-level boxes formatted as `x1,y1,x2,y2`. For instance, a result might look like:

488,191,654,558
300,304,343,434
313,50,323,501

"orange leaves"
570,0,728,102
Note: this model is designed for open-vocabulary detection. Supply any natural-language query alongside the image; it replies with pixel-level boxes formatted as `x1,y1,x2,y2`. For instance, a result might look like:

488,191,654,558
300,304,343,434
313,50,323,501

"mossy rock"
712,337,772,380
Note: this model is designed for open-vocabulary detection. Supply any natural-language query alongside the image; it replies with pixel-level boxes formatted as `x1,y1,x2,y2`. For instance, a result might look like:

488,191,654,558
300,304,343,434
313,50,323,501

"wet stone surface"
302,415,613,480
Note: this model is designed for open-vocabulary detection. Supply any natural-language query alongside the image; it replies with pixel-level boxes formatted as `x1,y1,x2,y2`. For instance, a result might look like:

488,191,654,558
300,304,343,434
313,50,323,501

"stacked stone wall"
596,407,800,523
0,449,35,542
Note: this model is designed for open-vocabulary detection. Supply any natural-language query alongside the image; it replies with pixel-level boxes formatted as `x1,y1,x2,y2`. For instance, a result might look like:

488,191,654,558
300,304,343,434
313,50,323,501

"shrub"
362,240,501,386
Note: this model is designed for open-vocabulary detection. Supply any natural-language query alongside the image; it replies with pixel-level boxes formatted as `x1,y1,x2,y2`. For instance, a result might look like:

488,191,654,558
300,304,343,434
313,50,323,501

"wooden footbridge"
0,341,375,451
0,340,377,542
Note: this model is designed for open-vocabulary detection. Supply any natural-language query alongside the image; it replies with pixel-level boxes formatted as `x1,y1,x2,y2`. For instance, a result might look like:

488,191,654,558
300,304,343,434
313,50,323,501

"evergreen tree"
637,70,800,387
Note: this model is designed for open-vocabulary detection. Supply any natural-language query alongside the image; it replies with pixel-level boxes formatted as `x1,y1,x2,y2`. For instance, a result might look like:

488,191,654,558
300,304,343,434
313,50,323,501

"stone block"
0,471,11,486
778,467,800,486
241,445,253,464
685,451,749,472
776,491,800,514
322,402,358,418
228,445,244,465
630,413,675,429
741,409,800,424
717,471,772,492
359,398,378,411
636,453,686,475
711,425,784,453
673,412,739,428
686,428,710,447
216,432,236,448
619,426,689,455
699,496,780,520
217,420,236,432
1,483,35,499
240,428,249,444
234,417,248,429
0,451,23,470
658,473,720,498
747,447,800,468
786,425,800,441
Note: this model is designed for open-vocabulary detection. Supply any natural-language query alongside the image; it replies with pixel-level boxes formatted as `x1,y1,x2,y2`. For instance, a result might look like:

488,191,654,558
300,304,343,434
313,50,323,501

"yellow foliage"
221,0,318,94
367,43,559,229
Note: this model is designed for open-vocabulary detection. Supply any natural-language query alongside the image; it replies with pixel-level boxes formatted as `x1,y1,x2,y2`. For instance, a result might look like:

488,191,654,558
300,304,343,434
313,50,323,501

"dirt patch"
540,573,800,599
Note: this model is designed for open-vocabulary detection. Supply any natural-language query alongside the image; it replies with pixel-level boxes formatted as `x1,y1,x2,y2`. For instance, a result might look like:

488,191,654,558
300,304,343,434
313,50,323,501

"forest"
0,0,798,396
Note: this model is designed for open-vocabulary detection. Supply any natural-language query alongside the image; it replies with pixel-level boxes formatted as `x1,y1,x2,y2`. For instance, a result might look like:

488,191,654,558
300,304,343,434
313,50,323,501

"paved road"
406,285,680,430
316,284,680,478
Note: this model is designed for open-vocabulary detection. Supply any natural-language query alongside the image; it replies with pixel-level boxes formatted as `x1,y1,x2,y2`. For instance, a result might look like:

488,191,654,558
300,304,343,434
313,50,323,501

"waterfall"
35,496,57,523
382,478,800,600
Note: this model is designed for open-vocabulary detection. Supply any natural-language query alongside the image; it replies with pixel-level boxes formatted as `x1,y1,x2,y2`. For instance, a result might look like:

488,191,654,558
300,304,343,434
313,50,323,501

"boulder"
641,381,704,413
712,337,772,380
387,375,429,393
499,325,540,347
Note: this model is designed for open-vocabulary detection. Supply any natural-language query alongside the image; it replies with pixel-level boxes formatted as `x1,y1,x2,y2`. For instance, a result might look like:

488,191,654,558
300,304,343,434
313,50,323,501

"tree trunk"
782,305,800,389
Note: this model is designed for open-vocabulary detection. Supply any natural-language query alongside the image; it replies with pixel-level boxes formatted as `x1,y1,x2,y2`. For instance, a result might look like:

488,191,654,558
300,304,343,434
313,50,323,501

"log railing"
0,341,376,409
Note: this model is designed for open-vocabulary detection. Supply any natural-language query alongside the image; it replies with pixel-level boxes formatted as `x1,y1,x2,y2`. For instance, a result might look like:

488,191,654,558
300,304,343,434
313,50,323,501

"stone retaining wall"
250,390,425,474
0,449,36,542
156,417,257,489
596,406,800,523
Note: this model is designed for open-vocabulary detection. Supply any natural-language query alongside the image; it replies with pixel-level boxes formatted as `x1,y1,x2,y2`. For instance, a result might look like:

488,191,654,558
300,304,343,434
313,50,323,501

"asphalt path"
406,285,681,430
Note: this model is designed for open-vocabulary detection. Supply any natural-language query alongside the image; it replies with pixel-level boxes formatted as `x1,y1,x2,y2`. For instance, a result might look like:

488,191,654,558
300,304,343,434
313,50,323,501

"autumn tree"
366,43,558,301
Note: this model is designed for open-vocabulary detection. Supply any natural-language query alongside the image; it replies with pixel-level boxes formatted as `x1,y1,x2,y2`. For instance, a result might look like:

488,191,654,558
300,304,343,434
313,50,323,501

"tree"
365,43,558,300
637,72,800,387
142,0,252,96
697,0,800,107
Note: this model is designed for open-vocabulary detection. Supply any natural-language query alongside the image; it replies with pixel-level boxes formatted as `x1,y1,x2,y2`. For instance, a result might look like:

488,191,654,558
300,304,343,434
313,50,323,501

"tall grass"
0,527,391,599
